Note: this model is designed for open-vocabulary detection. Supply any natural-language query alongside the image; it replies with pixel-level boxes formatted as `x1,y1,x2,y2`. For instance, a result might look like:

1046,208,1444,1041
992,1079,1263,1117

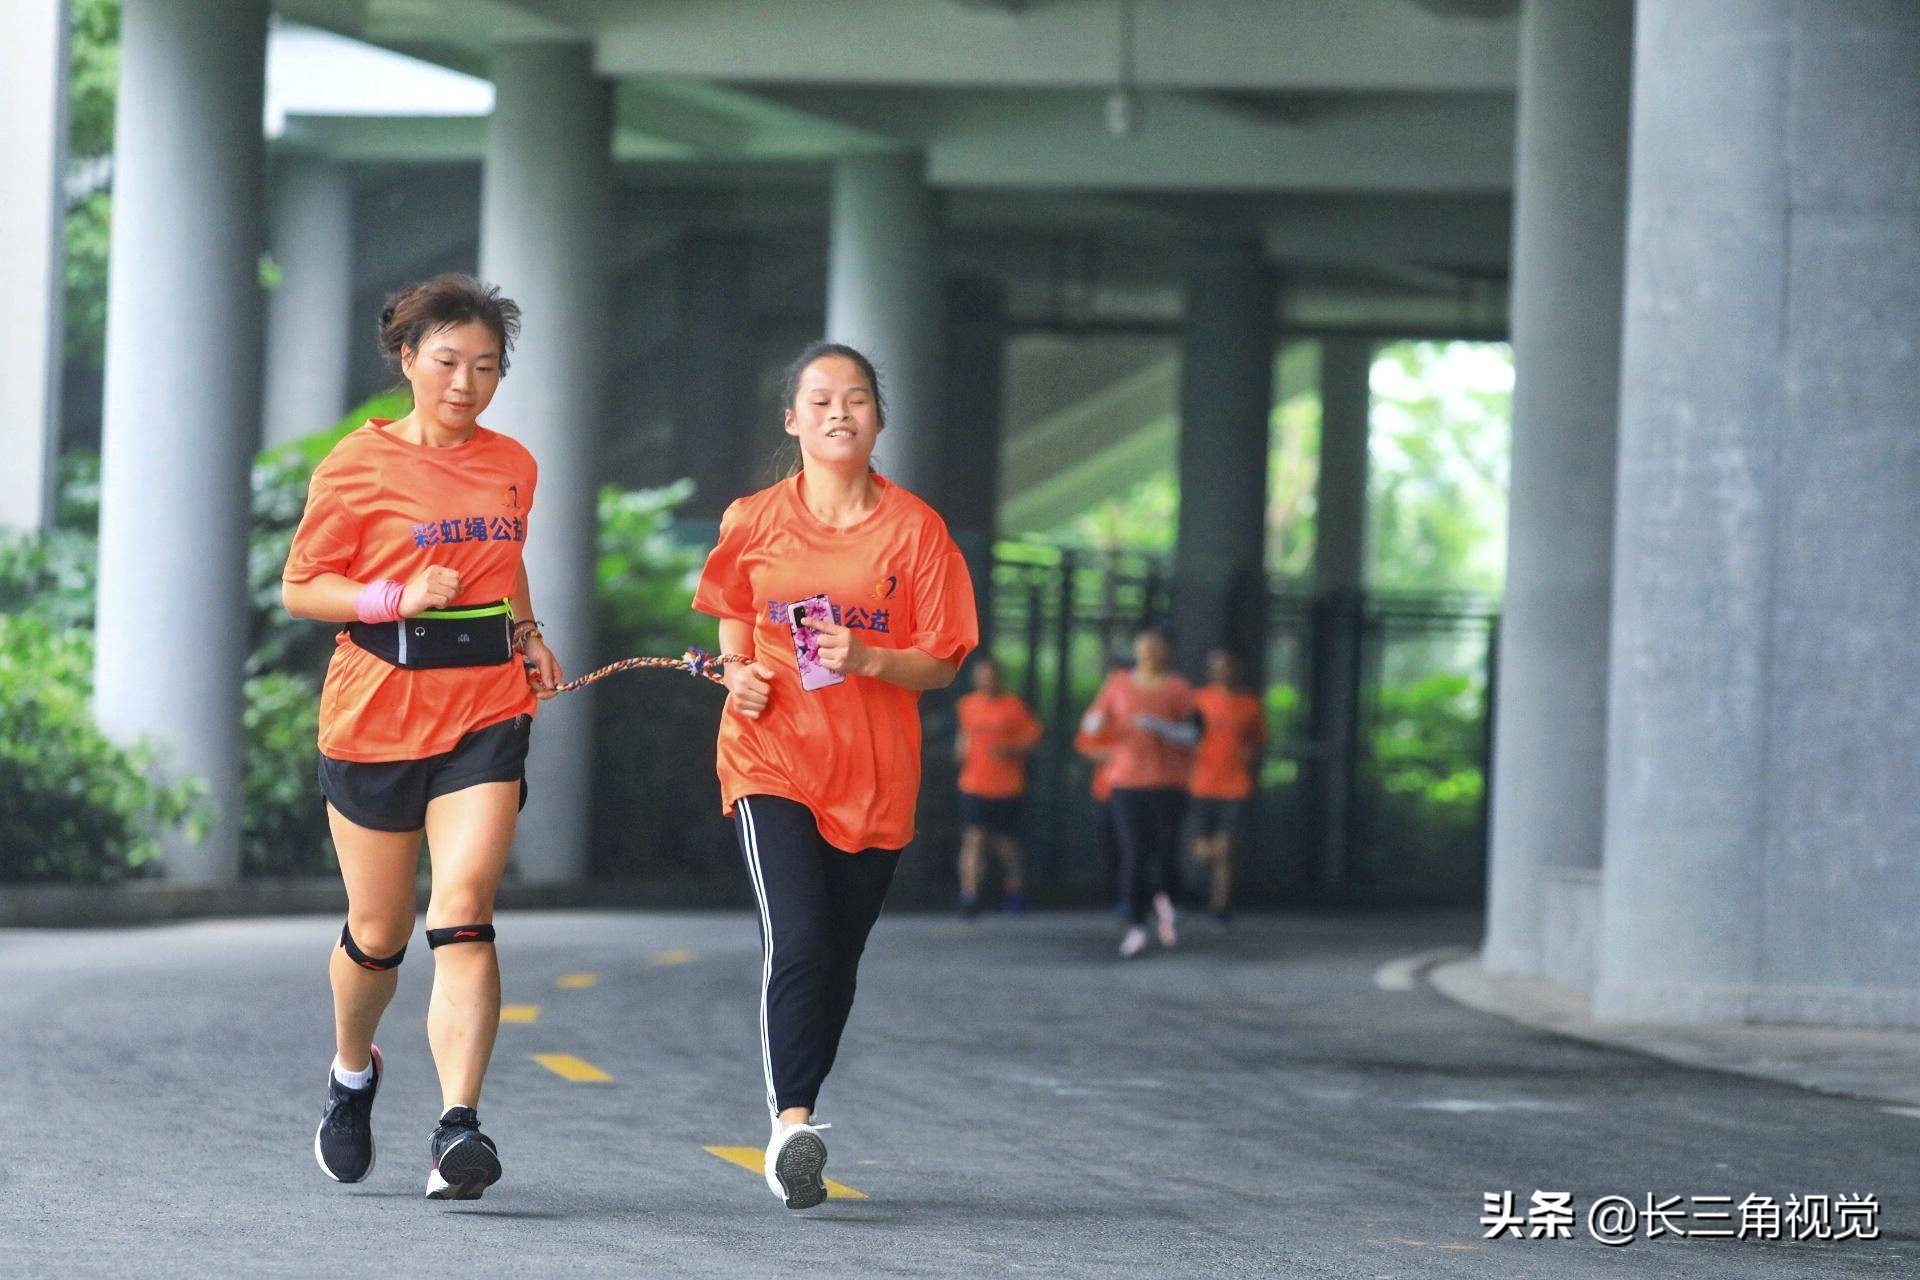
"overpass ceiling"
275,0,1517,317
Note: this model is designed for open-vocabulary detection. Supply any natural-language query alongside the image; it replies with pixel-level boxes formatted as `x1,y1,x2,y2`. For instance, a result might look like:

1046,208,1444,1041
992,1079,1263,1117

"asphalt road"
2,909,1912,1277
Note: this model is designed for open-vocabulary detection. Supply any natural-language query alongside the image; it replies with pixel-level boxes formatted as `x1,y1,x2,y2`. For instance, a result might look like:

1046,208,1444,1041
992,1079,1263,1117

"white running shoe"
1153,893,1178,948
765,1119,831,1210
1119,926,1149,958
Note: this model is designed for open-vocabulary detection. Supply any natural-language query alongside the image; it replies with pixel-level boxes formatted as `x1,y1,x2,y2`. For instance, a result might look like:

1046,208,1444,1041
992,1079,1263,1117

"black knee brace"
340,922,407,971
427,923,497,949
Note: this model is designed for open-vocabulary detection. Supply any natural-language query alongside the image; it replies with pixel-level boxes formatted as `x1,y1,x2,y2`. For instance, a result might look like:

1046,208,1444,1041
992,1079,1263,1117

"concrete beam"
593,0,1516,93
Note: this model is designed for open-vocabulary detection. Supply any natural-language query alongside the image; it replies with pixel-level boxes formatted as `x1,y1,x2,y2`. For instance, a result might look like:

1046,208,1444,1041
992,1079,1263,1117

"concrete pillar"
1172,240,1275,684
941,277,1008,637
93,0,270,884
263,158,355,447
0,0,70,531
1308,335,1373,892
1314,336,1372,595
479,42,612,884
826,154,944,502
1596,0,1920,1026
673,235,757,522
1481,0,1634,980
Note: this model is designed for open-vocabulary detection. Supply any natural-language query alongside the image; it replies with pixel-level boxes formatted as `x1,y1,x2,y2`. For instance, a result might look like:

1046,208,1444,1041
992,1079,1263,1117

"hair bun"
378,303,397,328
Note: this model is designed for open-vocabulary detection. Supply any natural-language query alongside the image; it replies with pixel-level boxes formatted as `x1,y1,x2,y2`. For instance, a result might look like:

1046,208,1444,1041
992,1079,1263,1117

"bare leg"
327,804,419,1071
993,836,1025,896
422,781,518,1112
958,826,986,899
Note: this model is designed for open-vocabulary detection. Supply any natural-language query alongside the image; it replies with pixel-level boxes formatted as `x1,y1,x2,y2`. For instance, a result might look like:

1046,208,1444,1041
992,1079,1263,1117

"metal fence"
962,543,1500,908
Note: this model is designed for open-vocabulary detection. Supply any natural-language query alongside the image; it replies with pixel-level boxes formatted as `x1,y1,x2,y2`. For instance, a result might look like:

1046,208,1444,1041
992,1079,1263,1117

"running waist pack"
347,601,515,669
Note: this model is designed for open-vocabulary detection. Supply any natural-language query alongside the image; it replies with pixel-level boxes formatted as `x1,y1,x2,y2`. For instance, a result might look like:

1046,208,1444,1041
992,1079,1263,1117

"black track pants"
1110,787,1187,925
734,795,900,1117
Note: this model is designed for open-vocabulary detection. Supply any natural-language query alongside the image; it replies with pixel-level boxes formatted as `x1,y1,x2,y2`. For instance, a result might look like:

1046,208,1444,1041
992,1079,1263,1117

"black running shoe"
426,1106,502,1200
315,1045,382,1183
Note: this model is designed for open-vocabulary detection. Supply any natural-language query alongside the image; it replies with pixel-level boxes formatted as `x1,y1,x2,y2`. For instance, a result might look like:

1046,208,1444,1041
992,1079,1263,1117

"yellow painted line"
555,972,598,989
533,1053,612,1082
704,1146,868,1200
649,949,697,966
499,1004,540,1024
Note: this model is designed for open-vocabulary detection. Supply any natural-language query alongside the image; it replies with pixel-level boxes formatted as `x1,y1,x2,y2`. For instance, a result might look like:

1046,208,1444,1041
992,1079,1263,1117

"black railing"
952,543,1500,908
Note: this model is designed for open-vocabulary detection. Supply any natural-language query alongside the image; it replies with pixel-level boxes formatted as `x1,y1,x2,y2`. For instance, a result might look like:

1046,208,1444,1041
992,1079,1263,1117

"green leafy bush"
0,614,207,882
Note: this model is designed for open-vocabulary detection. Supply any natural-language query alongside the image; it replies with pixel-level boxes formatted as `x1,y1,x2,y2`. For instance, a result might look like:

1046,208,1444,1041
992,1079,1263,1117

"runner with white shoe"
1080,625,1199,958
694,342,980,1209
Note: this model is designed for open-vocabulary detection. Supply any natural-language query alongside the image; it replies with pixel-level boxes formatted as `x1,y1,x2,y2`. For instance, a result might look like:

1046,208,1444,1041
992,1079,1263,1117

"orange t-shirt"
1083,670,1198,791
1073,726,1116,803
1191,686,1267,800
282,420,538,763
956,691,1042,799
693,475,979,852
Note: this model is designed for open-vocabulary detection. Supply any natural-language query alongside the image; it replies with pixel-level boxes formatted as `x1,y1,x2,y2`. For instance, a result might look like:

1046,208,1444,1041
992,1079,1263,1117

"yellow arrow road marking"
555,972,598,989
704,1146,867,1200
499,1004,539,1023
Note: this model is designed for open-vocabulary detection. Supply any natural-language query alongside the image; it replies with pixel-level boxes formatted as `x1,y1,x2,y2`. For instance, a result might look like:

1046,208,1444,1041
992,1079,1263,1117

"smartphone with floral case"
787,594,846,691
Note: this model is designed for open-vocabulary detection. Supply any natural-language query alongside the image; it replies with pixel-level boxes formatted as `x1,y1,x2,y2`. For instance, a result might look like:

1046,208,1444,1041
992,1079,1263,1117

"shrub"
0,614,207,882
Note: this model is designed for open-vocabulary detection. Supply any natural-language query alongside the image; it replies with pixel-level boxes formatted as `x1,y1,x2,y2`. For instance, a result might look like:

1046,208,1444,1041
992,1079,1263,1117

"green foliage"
63,0,121,373
67,0,120,161
1367,673,1486,818
597,480,707,657
242,673,332,875
63,193,113,369
0,614,207,882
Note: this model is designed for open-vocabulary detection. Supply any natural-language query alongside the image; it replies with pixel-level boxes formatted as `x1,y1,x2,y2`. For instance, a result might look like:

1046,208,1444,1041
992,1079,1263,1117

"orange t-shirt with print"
282,420,539,763
1191,686,1267,800
956,691,1042,799
693,475,979,853
1084,670,1198,791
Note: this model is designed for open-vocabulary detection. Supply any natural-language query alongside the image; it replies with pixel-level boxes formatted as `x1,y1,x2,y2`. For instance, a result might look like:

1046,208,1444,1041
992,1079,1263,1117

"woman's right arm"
719,616,776,719
282,566,461,624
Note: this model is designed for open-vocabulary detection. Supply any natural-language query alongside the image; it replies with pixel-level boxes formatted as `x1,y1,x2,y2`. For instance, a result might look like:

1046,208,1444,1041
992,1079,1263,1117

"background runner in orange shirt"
1082,625,1200,958
953,657,1043,917
282,276,562,1202
1073,650,1128,912
1190,649,1269,924
695,342,978,1210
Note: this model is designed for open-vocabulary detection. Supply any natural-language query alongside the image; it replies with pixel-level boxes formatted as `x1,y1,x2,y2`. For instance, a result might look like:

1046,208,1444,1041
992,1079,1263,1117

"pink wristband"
355,579,404,624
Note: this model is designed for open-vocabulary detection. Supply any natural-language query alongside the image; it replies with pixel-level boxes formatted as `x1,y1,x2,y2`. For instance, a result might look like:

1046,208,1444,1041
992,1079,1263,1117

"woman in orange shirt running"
1190,649,1269,923
954,656,1043,918
694,342,979,1210
1082,625,1200,958
282,275,562,1201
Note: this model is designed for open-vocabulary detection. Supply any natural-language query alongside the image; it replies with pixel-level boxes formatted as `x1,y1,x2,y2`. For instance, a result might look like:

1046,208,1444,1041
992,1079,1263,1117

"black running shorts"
958,792,1024,838
1189,797,1249,842
319,714,531,833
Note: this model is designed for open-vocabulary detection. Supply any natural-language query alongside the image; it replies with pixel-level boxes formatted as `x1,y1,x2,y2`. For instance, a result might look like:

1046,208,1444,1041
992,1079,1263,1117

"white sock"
332,1055,375,1090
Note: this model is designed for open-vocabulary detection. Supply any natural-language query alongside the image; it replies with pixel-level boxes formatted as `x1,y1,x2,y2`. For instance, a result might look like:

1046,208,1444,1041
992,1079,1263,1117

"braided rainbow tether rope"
552,647,748,694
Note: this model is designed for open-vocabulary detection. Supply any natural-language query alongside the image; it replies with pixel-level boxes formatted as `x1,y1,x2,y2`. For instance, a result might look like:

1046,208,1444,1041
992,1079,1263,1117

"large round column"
0,0,69,532
826,154,944,502
672,235,757,523
479,42,611,884
940,276,1008,636
1480,0,1633,979
1172,240,1275,683
1314,336,1372,595
93,0,269,884
263,157,356,447
1596,1,1920,1026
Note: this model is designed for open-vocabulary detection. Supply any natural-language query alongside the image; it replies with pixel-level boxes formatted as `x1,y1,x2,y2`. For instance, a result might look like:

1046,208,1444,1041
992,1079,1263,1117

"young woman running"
694,341,978,1210
954,656,1042,918
282,274,562,1200
1081,625,1198,958
1190,649,1268,923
